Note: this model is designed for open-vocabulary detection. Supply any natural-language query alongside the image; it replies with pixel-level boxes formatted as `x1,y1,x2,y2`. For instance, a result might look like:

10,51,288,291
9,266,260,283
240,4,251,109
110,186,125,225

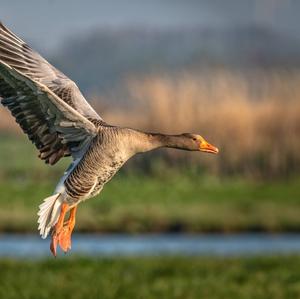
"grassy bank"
0,256,300,299
1,174,300,233
1,134,300,233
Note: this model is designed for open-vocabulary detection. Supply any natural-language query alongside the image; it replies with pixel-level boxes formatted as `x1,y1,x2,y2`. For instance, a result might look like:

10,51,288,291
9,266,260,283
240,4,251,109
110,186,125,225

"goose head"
180,133,219,153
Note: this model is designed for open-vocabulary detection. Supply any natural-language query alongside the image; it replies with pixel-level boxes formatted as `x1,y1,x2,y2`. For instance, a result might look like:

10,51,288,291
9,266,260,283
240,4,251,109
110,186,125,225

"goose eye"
192,137,197,141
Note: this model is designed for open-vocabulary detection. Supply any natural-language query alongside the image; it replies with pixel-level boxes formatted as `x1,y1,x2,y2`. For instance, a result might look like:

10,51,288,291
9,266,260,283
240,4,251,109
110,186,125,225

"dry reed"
102,70,300,178
1,70,300,178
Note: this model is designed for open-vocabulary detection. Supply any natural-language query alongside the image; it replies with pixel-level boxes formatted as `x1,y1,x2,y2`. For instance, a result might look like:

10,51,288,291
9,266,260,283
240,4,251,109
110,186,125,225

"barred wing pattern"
0,60,98,164
0,22,103,122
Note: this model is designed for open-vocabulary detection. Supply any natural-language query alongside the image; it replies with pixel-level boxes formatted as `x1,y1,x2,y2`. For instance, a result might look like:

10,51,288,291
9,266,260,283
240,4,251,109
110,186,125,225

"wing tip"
0,21,9,32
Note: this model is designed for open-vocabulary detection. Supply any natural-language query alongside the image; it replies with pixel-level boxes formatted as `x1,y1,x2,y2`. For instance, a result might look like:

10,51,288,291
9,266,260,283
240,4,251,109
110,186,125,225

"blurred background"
1,1,300,298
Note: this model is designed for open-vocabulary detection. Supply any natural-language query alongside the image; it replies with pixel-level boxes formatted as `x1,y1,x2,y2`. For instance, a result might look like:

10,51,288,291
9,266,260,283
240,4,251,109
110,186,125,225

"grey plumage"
0,22,143,191
0,22,218,245
64,128,130,204
0,22,153,236
0,22,102,164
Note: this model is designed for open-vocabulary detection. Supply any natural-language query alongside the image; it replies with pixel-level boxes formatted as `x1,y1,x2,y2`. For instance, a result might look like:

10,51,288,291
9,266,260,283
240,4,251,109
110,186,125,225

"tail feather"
38,193,62,239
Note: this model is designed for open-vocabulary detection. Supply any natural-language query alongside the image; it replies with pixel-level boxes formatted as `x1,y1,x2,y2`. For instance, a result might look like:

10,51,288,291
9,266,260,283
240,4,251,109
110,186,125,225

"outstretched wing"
0,22,103,123
0,60,98,164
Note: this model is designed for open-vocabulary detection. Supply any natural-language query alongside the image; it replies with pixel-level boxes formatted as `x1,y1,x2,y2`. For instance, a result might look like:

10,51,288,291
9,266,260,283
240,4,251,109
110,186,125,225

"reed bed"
1,70,300,178
101,70,300,178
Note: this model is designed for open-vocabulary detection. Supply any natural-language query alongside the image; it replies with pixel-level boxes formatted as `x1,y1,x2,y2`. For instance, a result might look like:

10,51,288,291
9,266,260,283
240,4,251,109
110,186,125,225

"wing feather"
0,22,103,123
0,60,98,164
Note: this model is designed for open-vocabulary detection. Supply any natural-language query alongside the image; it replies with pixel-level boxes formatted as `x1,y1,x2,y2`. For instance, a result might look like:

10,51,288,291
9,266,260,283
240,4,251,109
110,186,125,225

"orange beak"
199,140,219,154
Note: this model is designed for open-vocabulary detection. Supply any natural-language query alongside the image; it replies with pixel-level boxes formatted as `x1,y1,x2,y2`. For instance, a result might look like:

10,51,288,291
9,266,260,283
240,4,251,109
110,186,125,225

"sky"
0,0,299,53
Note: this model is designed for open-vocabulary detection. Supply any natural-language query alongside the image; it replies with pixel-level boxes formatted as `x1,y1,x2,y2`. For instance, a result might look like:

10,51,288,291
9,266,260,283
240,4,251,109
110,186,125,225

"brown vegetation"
1,70,300,178
102,70,300,178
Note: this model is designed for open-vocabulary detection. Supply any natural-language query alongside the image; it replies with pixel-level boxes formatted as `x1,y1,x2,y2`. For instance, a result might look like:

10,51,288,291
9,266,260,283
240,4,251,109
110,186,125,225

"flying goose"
0,22,219,256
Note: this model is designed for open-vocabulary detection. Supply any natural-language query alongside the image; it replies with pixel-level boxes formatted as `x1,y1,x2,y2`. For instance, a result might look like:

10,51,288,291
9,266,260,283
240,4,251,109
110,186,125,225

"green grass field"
0,256,300,299
1,175,300,233
1,134,300,233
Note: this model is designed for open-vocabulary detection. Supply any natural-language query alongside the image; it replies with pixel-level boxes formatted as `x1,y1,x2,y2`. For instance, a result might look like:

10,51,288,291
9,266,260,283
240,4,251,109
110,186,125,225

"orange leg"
50,203,69,257
59,206,77,253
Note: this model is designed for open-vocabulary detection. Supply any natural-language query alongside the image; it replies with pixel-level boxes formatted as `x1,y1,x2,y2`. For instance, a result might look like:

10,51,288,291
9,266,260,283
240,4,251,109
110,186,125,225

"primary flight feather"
0,22,219,256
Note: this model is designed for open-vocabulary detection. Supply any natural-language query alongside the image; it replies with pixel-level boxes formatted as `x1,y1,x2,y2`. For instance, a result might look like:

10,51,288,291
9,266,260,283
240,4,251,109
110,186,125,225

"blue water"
1,234,300,258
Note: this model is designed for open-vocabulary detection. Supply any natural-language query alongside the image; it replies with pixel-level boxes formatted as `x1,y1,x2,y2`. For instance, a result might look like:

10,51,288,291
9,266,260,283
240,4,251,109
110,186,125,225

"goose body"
0,22,219,255
63,128,132,204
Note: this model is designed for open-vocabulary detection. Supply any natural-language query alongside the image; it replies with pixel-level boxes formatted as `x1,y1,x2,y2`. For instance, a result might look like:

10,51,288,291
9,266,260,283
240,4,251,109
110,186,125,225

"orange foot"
50,205,77,257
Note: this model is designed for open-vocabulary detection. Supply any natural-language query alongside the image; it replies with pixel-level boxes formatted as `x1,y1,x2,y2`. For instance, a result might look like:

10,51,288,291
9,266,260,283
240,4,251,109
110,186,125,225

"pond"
1,233,300,258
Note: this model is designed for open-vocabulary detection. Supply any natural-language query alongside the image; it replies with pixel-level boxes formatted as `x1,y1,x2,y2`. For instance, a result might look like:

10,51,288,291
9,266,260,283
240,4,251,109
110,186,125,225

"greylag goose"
0,22,219,256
